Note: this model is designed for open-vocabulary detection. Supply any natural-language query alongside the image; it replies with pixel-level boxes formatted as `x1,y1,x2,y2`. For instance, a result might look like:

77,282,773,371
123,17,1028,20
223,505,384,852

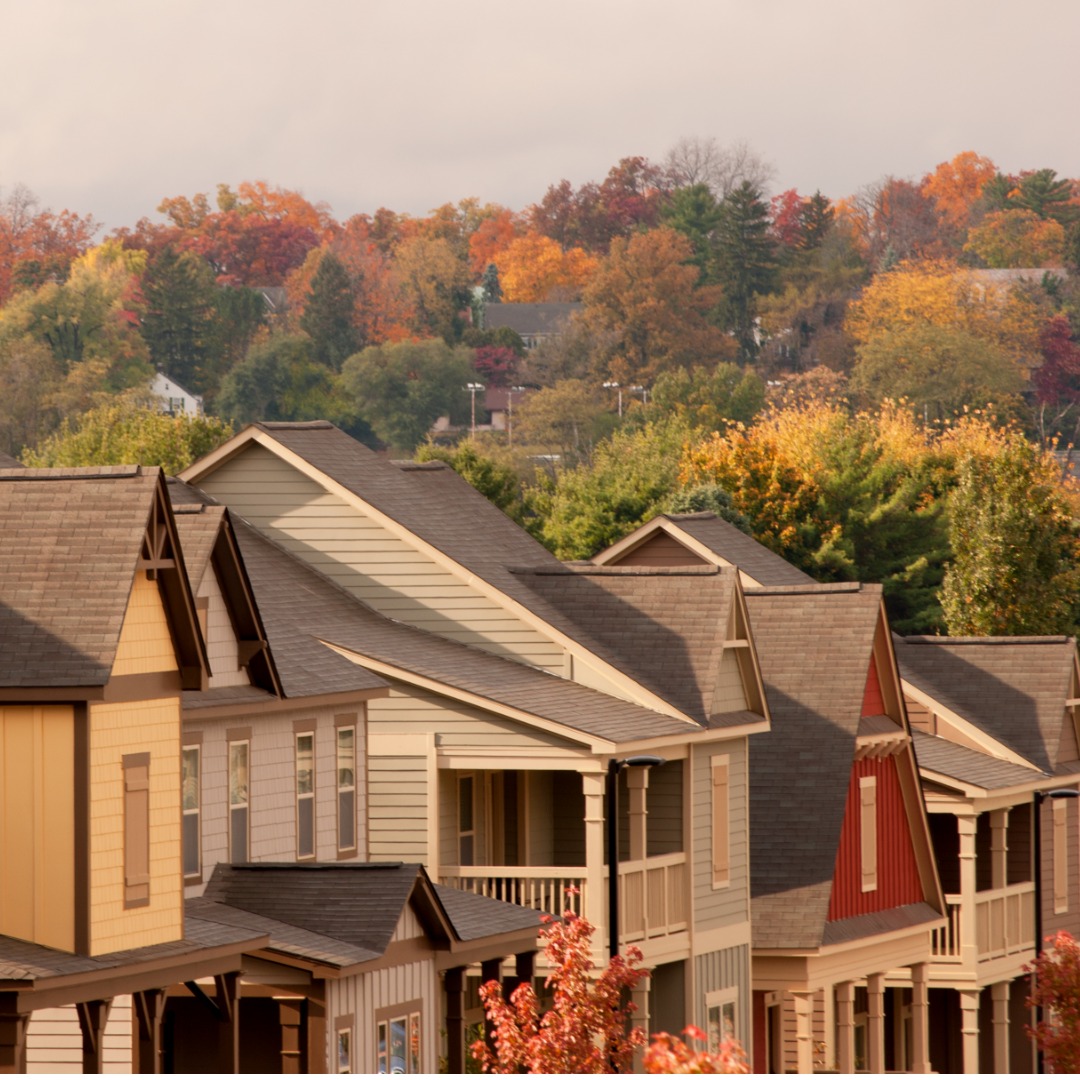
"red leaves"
1026,930,1080,1073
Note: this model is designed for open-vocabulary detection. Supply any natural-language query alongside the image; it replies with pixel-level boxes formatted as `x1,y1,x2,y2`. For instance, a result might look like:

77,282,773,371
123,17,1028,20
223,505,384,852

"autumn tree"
497,231,597,302
964,209,1066,268
636,363,765,434
299,251,359,369
582,227,732,384
0,337,62,456
1032,314,1080,442
920,151,997,237
663,136,774,199
511,379,614,465
392,235,471,341
939,431,1080,636
1027,931,1080,1074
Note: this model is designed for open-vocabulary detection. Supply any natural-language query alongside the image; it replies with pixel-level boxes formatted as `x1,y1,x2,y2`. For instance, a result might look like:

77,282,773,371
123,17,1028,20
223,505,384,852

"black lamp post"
607,755,666,959
1032,787,1079,1073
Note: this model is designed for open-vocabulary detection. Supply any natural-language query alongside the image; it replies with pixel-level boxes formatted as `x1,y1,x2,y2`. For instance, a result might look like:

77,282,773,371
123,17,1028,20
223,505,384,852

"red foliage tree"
643,1026,750,1074
1027,930,1080,1073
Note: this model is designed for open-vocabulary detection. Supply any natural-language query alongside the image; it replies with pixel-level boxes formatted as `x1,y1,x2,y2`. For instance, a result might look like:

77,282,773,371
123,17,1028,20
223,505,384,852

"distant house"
483,302,581,349
150,372,203,416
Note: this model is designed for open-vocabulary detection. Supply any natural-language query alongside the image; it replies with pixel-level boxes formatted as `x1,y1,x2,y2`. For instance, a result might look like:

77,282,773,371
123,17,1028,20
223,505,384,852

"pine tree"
300,252,359,370
481,262,502,303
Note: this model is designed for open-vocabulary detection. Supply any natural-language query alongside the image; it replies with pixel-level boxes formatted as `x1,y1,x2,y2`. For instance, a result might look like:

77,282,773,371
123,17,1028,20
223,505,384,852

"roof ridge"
0,464,150,480
511,564,727,577
257,420,335,430
902,635,1072,646
746,582,873,596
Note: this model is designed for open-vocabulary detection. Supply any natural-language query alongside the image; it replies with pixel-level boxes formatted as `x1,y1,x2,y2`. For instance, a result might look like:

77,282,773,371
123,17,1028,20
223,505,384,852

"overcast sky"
4,0,1079,232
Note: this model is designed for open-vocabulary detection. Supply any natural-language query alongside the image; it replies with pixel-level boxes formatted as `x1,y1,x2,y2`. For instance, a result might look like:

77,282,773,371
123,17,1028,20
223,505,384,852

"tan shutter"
860,776,878,892
712,757,730,887
1054,799,1068,914
123,753,151,907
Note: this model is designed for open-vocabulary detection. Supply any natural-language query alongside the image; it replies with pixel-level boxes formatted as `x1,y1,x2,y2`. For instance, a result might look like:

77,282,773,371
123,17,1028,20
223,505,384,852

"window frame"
458,773,476,867
335,1013,354,1074
860,775,878,893
375,1000,423,1074
227,728,251,864
1054,797,1069,914
704,986,738,1053
295,724,316,861
181,736,202,882
335,715,358,857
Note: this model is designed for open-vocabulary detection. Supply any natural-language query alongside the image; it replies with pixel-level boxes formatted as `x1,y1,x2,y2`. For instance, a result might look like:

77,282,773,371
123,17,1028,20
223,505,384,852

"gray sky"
4,0,1079,231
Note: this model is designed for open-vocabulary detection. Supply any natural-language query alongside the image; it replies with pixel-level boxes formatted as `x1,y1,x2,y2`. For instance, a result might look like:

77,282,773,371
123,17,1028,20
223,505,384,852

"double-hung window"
228,729,251,863
376,1003,422,1074
336,716,357,855
182,739,202,880
295,726,315,859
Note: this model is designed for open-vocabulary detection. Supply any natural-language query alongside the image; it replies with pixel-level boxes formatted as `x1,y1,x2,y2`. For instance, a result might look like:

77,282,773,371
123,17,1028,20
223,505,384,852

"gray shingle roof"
0,466,160,687
661,513,816,587
431,884,546,941
0,454,24,469
895,636,1076,773
745,584,883,949
482,302,581,337
911,730,1048,791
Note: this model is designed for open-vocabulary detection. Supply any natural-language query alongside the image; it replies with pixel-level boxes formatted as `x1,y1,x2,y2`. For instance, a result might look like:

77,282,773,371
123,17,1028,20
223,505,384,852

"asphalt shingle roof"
911,730,1048,791
896,636,1076,773
0,466,160,687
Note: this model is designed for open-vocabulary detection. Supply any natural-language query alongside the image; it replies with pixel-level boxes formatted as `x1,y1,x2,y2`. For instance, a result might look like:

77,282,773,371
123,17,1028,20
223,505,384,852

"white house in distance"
150,373,203,417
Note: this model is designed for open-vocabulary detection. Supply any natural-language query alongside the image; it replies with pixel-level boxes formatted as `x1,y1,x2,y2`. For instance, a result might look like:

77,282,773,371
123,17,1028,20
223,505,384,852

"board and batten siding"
25,998,132,1074
184,704,368,887
695,943,751,1050
197,445,567,672
691,739,749,931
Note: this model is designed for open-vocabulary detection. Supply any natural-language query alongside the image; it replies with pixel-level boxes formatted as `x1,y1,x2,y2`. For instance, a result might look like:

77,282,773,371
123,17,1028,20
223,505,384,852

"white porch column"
582,771,606,966
632,982,650,1070
835,981,855,1075
821,981,836,1072
958,815,979,970
627,767,648,862
791,991,814,1074
991,981,1010,1074
959,988,980,1074
867,974,886,1075
910,962,930,1074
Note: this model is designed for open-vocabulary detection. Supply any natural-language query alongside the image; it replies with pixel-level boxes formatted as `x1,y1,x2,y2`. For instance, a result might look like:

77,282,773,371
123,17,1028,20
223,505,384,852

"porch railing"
930,882,1035,965
930,897,962,960
612,852,689,942
439,867,587,917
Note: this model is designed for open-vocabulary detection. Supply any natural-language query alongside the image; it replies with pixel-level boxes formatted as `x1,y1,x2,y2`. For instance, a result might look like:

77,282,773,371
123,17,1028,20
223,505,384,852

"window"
123,752,151,908
182,742,201,880
459,774,475,866
860,776,878,892
296,728,315,859
336,719,357,854
336,1014,353,1074
376,1003,422,1074
704,988,738,1052
228,731,250,863
711,755,730,888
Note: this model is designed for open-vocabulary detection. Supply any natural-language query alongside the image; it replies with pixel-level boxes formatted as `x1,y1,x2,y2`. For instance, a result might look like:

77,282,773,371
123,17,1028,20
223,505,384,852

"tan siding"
611,533,707,568
25,998,132,1074
904,696,934,734
391,904,424,943
327,961,438,1073
89,697,182,954
694,944,751,1049
183,703,368,879
713,650,748,714
369,751,430,861
691,739,749,930
197,446,567,672
201,567,248,689
112,574,176,675
0,705,75,951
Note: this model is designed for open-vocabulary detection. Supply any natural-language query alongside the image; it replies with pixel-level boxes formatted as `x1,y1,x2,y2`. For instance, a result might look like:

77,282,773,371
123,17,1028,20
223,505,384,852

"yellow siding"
0,706,75,952
89,696,182,954
112,574,176,675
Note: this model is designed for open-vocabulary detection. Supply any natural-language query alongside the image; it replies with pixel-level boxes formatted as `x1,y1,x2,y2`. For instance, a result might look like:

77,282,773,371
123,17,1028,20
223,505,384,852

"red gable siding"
862,655,885,716
827,755,924,921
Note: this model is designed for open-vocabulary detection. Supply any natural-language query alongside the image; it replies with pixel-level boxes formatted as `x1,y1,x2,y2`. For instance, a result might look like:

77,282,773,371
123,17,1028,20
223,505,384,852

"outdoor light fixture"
602,381,623,417
606,755,666,958
465,382,485,436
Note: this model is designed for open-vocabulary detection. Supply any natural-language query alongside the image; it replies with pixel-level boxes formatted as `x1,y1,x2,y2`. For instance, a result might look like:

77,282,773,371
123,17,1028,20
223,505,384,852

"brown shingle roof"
911,730,1048,791
896,636,1076,773
0,454,24,469
0,466,161,687
745,584,883,948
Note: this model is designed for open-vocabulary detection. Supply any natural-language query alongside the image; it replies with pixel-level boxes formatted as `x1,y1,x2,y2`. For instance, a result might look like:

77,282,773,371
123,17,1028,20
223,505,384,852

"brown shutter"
123,753,151,908
712,757,730,887
860,776,878,892
1054,799,1068,914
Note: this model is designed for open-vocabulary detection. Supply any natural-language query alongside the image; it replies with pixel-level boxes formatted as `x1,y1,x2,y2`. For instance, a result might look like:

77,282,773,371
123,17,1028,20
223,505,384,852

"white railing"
609,852,689,942
976,881,1034,960
440,867,587,917
931,897,962,960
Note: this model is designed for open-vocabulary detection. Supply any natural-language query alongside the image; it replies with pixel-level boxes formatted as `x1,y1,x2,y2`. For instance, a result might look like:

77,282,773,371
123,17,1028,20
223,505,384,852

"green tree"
22,398,232,473
1012,169,1080,226
638,363,765,433
511,379,615,466
299,252,359,370
660,183,722,283
414,438,524,523
714,181,779,362
940,435,1080,635
339,339,473,450
666,482,750,532
481,262,502,303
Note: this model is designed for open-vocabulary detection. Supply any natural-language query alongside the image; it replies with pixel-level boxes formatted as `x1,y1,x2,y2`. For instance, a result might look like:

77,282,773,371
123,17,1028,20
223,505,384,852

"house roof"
895,636,1077,773
745,583,884,949
483,302,581,336
911,730,1048,793
233,520,698,746
0,452,23,469
510,564,755,727
0,465,198,688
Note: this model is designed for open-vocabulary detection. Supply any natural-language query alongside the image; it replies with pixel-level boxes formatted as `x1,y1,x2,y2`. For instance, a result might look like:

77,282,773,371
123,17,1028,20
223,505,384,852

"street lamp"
630,385,649,406
465,382,485,437
1032,787,1079,1073
603,381,623,418
506,385,527,447
606,755,666,959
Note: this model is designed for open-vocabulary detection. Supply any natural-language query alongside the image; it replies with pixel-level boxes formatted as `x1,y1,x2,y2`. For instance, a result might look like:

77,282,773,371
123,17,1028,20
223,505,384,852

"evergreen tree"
299,252,359,370
798,191,834,251
481,262,502,303
659,183,722,283
714,181,778,362
1013,169,1080,226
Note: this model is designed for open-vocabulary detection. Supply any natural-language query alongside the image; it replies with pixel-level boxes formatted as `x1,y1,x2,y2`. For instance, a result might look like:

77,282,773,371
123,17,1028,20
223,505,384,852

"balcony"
440,866,588,917
930,882,1035,970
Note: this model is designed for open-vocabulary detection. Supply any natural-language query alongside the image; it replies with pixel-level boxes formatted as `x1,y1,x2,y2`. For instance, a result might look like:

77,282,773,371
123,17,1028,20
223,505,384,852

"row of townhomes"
0,421,1078,1073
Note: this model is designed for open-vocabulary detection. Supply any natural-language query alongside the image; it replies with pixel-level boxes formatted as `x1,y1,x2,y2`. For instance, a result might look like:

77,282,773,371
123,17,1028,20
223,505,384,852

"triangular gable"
862,657,885,717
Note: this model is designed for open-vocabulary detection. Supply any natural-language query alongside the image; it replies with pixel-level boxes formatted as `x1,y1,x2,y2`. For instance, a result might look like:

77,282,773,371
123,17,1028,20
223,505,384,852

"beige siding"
197,446,567,672
89,697,182,954
694,944,751,1049
327,960,438,1073
391,904,424,943
112,574,176,676
713,650,748,714
184,703,368,884
200,567,248,689
25,998,132,1074
369,751,430,862
691,739,749,930
0,705,75,951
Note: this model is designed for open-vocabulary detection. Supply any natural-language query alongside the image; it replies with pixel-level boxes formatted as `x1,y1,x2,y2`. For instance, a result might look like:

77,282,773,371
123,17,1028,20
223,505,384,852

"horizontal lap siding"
201,568,247,688
713,651,748,714
692,739,749,930
611,533,707,568
25,997,132,1073
199,448,566,673
695,944,751,1049
369,752,429,862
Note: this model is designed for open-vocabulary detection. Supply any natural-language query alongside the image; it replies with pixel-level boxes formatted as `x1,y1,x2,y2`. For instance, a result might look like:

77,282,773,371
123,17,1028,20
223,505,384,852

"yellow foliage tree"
921,151,998,233
964,209,1066,268
498,231,598,302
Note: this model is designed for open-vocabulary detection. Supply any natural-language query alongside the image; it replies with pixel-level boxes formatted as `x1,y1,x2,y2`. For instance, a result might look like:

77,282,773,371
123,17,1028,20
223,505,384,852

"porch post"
959,988,980,1074
990,809,1008,890
279,999,303,1074
791,991,814,1074
627,767,648,862
991,980,1010,1074
307,978,327,1075
582,771,606,964
909,962,930,1074
76,998,113,1074
821,981,836,1071
958,816,979,971
445,967,466,1074
215,972,241,1074
867,973,885,1075
835,981,855,1075
134,988,167,1073
0,996,29,1075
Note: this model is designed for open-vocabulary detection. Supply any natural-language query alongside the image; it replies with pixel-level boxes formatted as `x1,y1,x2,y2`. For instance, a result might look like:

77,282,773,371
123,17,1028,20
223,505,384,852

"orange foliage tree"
498,231,598,302
1027,931,1080,1074
468,208,521,276
921,151,998,234
964,208,1066,268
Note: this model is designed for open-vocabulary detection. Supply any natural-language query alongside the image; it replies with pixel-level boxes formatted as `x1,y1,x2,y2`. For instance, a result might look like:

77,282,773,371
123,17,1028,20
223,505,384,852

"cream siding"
25,998,132,1074
196,446,567,672
0,705,75,952
691,739,750,930
713,650,749,714
327,960,438,1074
200,567,248,689
184,703,368,887
391,904,425,943
369,752,430,863
694,944,752,1050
